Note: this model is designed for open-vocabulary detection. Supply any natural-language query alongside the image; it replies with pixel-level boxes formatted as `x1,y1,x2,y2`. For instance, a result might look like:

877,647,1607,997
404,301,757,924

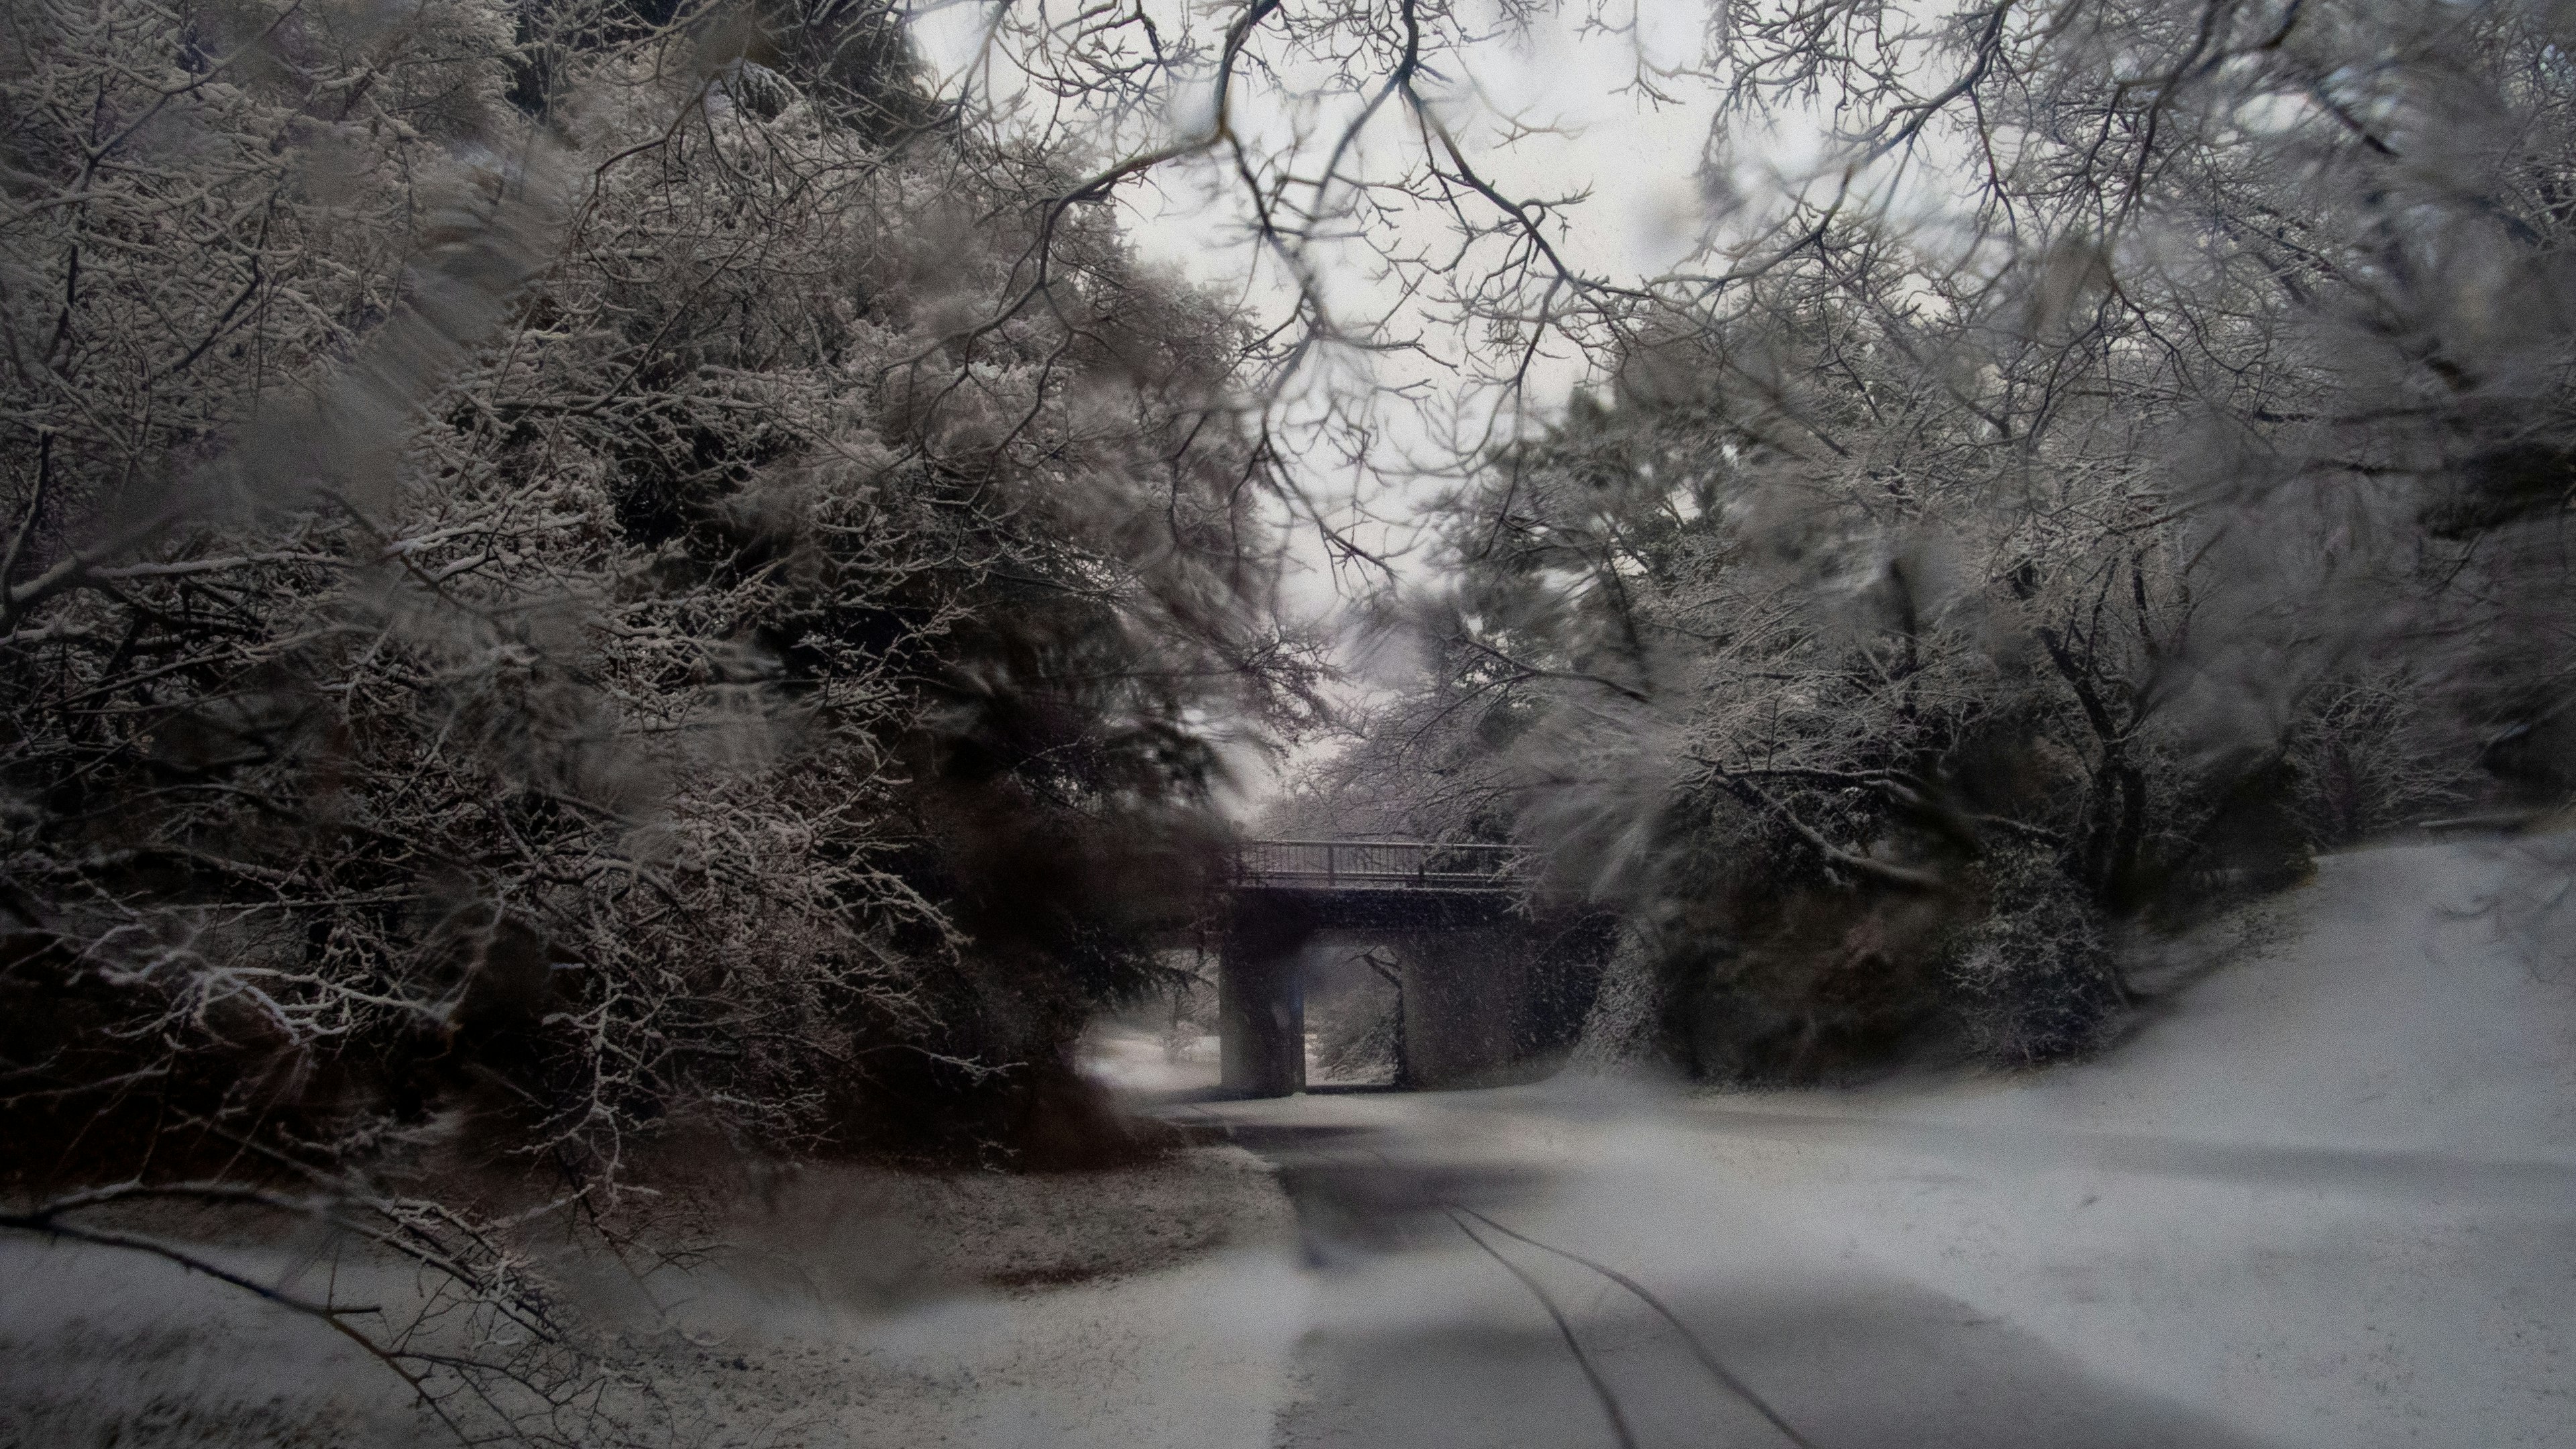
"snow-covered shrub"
1310,971,1403,1083
1946,849,2126,1067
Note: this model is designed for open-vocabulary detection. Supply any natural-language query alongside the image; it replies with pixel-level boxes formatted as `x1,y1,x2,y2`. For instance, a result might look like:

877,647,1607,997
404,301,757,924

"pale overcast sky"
902,0,1723,583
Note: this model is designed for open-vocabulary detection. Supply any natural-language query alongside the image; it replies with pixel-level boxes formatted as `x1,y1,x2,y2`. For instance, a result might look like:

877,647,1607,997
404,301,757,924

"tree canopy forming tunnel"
1216,841,1611,1097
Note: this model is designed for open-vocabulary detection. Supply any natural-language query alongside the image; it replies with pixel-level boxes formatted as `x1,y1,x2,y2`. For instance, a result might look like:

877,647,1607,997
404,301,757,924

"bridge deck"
1233,839,1517,894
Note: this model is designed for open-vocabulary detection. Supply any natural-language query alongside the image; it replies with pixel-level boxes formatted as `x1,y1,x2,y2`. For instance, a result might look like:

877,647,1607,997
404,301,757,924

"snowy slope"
1858,838,2576,1161
1662,837,2576,1445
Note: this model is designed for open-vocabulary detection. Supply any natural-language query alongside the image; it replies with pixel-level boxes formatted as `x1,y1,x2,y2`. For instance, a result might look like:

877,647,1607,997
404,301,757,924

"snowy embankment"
1754,836,2576,1157
0,1142,1307,1448
1658,839,2576,1446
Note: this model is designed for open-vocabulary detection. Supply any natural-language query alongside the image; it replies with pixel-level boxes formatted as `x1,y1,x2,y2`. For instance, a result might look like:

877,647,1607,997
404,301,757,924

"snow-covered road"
1177,839,2576,1447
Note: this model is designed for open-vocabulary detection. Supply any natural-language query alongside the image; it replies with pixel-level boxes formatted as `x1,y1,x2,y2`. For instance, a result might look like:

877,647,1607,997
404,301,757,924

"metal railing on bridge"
1232,839,1520,894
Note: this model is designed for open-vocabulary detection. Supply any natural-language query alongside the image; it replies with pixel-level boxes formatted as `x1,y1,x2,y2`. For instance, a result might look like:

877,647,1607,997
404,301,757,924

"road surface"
1150,839,2576,1448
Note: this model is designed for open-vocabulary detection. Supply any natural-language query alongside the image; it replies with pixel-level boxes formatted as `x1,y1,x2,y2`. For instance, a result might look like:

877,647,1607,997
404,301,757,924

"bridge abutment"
1218,897,1311,1097
1394,924,1534,1089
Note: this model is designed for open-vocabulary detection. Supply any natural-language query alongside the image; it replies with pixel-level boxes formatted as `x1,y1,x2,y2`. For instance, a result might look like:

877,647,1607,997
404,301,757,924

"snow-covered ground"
8,839,2571,1446
1074,1020,1396,1093
1079,1022,1224,1095
0,1143,1307,1448
1739,836,2576,1157
1698,838,2576,1445
1199,838,2576,1446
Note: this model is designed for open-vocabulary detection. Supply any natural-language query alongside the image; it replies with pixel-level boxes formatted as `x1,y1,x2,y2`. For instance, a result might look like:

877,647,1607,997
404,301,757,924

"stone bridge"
1214,840,1606,1097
